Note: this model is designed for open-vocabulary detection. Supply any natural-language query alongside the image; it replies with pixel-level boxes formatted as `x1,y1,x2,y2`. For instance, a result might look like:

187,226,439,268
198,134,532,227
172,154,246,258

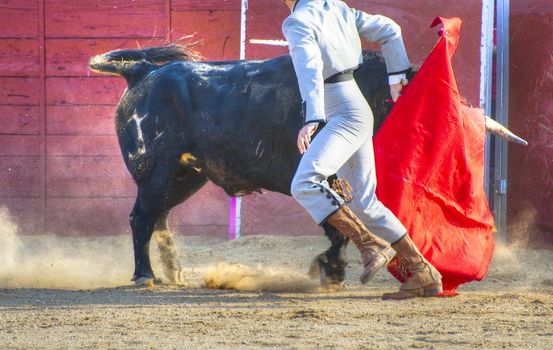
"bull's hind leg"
153,210,181,283
309,222,350,286
130,191,163,285
153,168,208,284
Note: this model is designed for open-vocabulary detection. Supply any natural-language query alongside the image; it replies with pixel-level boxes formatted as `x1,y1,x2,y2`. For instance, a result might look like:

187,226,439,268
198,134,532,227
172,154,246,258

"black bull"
89,44,413,285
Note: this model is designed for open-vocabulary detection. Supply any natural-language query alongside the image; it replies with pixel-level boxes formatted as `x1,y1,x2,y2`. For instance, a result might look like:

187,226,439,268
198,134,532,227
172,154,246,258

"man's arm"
282,16,326,125
351,10,410,100
351,10,411,75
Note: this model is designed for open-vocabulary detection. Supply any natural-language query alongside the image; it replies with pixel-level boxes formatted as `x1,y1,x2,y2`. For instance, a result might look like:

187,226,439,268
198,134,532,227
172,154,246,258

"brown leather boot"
383,234,443,300
326,206,395,284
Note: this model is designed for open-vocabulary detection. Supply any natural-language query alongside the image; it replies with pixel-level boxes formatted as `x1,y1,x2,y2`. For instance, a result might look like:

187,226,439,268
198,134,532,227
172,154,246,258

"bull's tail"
89,43,202,81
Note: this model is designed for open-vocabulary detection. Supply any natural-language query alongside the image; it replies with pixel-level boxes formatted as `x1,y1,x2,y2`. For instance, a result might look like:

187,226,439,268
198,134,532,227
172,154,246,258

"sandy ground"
1,231,552,349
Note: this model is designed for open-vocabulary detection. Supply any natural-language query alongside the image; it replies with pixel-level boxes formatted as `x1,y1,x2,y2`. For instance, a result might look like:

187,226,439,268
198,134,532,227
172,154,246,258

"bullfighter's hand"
297,122,319,154
390,83,403,102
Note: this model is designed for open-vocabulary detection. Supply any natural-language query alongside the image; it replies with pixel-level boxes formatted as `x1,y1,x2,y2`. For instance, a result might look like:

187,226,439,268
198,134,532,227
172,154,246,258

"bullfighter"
281,0,442,299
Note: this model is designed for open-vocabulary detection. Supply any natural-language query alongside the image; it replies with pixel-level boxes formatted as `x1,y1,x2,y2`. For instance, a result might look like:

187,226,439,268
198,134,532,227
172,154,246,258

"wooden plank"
170,182,229,226
164,0,171,40
0,135,41,156
0,0,38,38
508,5,553,235
0,156,41,197
240,192,322,235
245,1,290,60
0,198,42,234
172,0,240,11
170,224,228,237
47,105,116,135
172,10,240,61
0,77,40,105
46,77,125,105
45,0,166,38
46,198,234,236
46,197,135,235
0,106,40,134
46,156,135,197
45,185,230,235
47,135,120,156
46,38,167,77
0,39,39,76
39,0,47,234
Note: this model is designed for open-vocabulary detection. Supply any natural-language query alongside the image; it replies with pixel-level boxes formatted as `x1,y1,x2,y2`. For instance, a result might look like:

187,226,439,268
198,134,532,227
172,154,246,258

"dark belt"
324,67,357,84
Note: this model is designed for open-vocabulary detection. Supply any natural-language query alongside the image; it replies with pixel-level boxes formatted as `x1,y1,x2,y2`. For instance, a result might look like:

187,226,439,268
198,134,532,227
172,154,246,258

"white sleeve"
388,73,406,85
282,16,326,124
351,9,411,75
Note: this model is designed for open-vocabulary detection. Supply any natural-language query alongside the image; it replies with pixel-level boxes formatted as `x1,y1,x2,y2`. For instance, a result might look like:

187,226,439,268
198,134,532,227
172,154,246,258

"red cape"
374,17,495,294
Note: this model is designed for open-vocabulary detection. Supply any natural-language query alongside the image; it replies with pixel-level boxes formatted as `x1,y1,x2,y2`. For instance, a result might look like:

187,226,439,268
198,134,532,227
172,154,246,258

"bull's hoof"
166,269,185,285
133,277,161,286
308,255,323,280
308,254,344,288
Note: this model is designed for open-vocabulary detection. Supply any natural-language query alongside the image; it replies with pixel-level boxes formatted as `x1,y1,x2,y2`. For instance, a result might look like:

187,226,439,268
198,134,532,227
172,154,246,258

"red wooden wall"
508,1,553,244
0,0,485,237
0,0,240,236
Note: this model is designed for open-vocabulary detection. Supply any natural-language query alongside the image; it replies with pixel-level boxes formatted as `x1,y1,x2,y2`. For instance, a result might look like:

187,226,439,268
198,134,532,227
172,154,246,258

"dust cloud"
507,205,540,248
1,203,550,293
203,261,320,292
484,241,553,291
0,208,133,290
0,208,322,292
480,205,552,291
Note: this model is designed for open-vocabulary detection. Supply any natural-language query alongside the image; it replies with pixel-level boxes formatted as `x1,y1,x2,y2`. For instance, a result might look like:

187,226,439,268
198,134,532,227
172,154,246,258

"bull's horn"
485,116,528,146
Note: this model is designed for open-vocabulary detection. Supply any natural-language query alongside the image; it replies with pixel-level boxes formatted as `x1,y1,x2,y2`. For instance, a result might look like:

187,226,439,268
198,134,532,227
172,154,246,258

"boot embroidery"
331,178,353,203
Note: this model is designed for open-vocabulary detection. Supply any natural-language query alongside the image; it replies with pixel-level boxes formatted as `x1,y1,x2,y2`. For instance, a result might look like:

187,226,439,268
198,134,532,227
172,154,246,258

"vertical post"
494,0,509,241
480,0,495,201
229,197,242,240
230,0,248,240
240,0,248,61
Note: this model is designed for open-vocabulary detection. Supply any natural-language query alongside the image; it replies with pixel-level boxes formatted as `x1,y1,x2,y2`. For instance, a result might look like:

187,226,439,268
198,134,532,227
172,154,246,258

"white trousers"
290,79,406,243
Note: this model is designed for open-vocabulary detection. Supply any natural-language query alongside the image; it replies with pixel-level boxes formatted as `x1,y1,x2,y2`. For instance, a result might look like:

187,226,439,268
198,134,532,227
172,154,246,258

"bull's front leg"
308,222,349,286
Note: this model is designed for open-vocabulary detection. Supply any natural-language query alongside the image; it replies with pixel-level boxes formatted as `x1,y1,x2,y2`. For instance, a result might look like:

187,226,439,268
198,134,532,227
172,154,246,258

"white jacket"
282,0,411,123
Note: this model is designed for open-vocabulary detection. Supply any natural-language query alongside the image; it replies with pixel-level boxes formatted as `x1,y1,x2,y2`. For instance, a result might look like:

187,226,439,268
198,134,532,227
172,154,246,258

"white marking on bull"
246,69,261,78
154,131,164,141
255,140,264,159
128,111,147,157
